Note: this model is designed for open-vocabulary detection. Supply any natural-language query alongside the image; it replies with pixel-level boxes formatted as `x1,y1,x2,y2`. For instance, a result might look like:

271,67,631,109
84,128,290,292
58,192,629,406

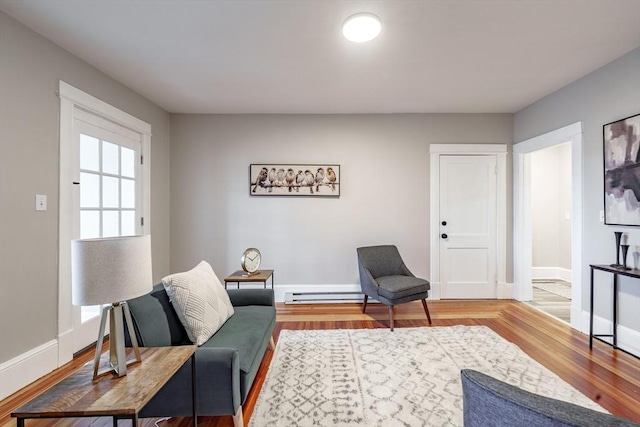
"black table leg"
17,418,24,427
613,273,618,348
589,267,594,349
192,353,197,426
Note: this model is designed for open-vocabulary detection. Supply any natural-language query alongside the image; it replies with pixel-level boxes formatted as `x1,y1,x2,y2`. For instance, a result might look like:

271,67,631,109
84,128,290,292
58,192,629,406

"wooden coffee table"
12,346,197,426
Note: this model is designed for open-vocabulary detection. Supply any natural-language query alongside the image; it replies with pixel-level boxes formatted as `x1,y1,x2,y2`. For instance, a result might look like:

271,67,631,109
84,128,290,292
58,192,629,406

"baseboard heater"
284,291,369,304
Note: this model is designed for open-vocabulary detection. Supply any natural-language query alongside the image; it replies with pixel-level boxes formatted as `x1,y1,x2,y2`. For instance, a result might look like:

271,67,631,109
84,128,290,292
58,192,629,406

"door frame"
58,81,151,367
513,122,583,330
429,144,508,300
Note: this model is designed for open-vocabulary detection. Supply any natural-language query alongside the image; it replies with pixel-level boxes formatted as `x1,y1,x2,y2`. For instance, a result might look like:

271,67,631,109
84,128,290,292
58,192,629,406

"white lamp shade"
72,235,153,306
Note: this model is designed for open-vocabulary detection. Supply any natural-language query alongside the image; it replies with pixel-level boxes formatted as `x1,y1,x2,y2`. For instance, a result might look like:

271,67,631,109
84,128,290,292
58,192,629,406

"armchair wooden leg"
269,336,275,351
389,305,394,331
422,299,432,324
362,294,368,313
232,406,243,427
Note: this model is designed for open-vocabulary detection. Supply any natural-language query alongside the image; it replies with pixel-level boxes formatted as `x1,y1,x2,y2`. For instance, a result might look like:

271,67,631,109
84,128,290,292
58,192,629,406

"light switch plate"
35,194,47,211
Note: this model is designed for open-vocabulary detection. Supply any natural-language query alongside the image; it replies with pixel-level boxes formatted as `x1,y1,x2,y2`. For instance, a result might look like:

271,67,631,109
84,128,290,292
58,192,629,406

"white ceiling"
1,0,639,114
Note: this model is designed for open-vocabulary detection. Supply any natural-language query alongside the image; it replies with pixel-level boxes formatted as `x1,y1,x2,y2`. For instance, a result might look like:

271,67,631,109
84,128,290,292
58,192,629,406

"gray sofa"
461,369,639,426
125,283,276,427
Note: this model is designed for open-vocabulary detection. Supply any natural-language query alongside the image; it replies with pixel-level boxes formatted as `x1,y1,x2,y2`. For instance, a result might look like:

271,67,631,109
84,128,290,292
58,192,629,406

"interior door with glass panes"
72,116,143,353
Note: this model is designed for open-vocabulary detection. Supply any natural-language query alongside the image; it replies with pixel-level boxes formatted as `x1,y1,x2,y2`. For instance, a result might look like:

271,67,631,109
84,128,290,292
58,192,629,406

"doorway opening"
525,143,572,323
513,122,584,331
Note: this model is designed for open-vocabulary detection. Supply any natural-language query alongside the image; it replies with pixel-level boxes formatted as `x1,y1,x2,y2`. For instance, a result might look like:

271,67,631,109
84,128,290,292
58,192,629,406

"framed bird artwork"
250,164,340,197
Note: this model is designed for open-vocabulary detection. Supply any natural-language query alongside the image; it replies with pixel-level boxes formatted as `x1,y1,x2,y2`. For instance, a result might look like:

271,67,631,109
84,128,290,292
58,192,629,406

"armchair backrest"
356,245,407,278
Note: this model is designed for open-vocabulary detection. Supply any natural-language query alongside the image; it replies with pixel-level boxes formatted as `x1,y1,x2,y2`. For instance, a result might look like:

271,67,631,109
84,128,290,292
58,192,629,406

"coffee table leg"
133,413,138,427
17,418,24,427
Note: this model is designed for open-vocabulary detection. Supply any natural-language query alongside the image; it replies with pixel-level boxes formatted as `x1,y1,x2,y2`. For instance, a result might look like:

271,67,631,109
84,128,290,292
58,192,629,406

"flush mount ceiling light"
342,13,382,42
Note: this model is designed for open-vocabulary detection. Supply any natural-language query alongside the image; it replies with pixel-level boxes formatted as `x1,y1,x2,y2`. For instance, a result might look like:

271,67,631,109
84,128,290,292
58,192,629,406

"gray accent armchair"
356,245,431,331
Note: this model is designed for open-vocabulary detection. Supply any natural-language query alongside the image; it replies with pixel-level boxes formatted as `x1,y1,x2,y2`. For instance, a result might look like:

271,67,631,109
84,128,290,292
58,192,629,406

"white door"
72,111,144,353
439,155,497,299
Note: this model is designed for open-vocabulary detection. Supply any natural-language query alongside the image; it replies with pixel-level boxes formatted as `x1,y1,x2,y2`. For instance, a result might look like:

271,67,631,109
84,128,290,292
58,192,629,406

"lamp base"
92,301,142,380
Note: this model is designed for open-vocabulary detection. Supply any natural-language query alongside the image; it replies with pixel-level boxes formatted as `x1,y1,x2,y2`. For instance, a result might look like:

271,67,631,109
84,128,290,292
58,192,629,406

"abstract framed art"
603,114,640,226
249,164,340,197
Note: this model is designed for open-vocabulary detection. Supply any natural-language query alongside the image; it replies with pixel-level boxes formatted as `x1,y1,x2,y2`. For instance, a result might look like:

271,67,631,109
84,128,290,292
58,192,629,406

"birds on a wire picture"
250,164,340,197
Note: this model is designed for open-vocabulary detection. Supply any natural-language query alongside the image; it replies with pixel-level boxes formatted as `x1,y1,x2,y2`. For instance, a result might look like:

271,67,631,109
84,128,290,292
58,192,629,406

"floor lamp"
71,235,153,380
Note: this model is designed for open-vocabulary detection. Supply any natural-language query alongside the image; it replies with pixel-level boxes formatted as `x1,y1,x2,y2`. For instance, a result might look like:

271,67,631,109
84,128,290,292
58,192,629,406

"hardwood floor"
1,300,639,426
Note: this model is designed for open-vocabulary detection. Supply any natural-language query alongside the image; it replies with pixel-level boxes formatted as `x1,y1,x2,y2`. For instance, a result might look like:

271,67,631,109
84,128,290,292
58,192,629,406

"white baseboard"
579,310,640,357
0,339,58,400
497,282,513,299
532,267,572,282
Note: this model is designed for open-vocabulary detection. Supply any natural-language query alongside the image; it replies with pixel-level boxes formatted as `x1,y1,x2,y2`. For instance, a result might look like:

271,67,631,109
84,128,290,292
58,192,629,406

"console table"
12,346,197,426
224,269,274,289
589,264,640,355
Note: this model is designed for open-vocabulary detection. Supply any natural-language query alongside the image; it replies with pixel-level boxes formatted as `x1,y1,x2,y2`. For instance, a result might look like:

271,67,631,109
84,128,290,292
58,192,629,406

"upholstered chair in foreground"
356,245,431,331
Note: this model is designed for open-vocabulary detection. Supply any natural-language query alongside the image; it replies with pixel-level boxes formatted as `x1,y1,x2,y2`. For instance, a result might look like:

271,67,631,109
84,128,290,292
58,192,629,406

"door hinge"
141,217,144,227
140,155,144,165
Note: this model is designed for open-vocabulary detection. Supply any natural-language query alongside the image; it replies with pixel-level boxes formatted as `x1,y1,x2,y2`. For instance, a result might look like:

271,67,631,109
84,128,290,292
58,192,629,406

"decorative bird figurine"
252,167,268,193
285,168,295,192
304,170,315,194
295,170,304,192
327,167,337,192
268,168,277,192
315,167,325,192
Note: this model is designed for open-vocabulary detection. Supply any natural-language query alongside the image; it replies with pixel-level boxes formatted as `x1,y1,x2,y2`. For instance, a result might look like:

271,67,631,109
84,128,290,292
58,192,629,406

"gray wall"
515,48,640,332
169,114,513,288
0,11,172,363
531,143,572,271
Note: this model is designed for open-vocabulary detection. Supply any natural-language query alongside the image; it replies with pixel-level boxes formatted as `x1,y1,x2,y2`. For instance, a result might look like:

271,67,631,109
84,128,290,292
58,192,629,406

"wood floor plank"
1,300,638,427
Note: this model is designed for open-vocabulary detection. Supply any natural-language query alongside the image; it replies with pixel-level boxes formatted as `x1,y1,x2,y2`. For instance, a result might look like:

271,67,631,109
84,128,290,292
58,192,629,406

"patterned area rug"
533,280,572,299
250,326,604,426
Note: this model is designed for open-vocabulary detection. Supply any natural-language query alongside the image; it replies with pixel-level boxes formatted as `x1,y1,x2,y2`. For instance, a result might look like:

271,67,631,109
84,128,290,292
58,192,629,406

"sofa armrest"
227,288,274,307
141,346,242,417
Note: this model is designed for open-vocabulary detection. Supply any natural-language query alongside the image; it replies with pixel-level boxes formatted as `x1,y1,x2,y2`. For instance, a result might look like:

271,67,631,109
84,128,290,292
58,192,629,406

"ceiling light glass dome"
342,13,382,43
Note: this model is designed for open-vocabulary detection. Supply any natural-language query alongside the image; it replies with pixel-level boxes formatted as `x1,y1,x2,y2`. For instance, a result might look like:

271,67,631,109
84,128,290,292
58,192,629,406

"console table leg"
589,267,594,350
613,273,618,348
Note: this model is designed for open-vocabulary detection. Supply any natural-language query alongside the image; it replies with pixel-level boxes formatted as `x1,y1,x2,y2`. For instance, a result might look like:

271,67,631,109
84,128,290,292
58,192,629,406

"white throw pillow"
162,261,234,345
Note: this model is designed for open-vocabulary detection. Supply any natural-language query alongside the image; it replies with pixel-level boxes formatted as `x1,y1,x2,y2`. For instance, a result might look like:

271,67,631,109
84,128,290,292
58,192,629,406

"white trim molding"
429,144,508,300
0,340,58,400
513,122,583,331
531,267,572,283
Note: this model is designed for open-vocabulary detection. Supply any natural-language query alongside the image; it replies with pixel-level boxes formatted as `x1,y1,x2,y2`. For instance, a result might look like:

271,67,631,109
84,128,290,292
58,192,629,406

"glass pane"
80,172,100,208
80,210,100,239
102,141,119,175
121,211,136,236
81,305,101,323
121,178,135,208
80,134,100,172
102,211,119,237
102,176,119,208
121,147,135,178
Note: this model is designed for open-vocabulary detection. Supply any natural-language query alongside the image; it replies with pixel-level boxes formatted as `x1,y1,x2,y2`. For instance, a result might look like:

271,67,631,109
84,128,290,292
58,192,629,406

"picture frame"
603,113,640,226
249,164,340,197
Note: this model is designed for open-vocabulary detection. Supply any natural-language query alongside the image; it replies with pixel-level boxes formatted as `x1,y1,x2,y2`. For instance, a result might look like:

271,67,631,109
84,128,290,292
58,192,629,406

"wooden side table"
224,269,274,289
12,346,197,426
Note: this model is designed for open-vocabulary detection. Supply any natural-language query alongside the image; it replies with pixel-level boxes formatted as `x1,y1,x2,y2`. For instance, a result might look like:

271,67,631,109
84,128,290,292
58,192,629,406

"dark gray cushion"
357,245,408,278
201,305,275,373
461,369,639,427
376,275,430,300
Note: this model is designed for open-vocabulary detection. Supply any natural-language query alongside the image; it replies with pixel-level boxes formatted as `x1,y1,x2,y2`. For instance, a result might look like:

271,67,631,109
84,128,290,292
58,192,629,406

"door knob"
441,233,448,239
441,221,447,226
